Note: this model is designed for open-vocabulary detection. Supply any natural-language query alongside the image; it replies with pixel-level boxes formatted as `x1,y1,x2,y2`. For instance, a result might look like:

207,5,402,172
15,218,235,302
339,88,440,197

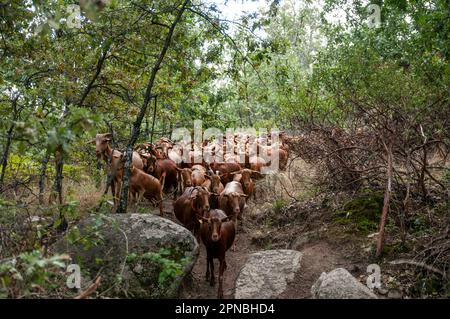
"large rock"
54,213,199,298
234,249,302,299
311,268,377,299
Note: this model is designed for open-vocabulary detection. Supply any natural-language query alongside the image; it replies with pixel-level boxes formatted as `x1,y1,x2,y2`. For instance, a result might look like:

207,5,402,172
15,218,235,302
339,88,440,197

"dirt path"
279,242,352,298
140,158,367,299
160,199,256,299
157,197,357,299
180,230,256,299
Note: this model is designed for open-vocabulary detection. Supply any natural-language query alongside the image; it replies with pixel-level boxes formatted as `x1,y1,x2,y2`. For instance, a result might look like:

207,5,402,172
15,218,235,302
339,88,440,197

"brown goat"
146,157,179,198
177,167,193,193
199,209,235,299
209,162,242,185
209,171,224,209
88,133,143,206
191,164,207,173
154,137,173,159
129,166,165,216
261,147,288,171
218,181,247,222
174,186,211,237
192,169,210,187
202,178,212,191
231,169,261,201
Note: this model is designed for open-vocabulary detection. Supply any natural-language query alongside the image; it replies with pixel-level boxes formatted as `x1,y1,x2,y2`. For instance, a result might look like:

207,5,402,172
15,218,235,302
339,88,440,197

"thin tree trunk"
51,146,64,206
117,0,190,214
401,149,412,242
78,44,111,107
38,153,50,204
150,94,157,143
418,124,429,200
51,147,68,232
376,141,393,257
419,145,428,199
0,96,19,190
145,114,150,140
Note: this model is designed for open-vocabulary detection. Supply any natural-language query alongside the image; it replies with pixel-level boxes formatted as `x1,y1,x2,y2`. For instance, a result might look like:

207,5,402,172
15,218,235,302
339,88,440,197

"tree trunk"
419,144,428,199
376,141,393,257
117,0,190,214
0,96,19,190
38,153,50,204
50,147,64,206
150,94,157,143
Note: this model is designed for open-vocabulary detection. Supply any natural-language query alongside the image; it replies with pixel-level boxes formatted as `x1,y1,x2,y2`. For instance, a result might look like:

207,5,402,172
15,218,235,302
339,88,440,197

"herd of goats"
88,131,290,298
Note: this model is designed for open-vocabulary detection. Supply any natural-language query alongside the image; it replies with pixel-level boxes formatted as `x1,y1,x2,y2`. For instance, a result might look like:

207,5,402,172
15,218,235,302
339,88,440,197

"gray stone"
234,249,302,299
377,287,389,295
54,213,199,298
387,289,403,299
311,268,378,299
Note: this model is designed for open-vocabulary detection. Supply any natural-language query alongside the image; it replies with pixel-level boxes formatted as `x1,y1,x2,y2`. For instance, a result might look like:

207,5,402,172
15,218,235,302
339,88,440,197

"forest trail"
156,191,356,299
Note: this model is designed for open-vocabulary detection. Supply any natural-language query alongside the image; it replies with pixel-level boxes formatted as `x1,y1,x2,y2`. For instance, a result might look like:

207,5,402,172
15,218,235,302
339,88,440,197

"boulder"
54,213,199,298
234,249,302,299
311,268,377,299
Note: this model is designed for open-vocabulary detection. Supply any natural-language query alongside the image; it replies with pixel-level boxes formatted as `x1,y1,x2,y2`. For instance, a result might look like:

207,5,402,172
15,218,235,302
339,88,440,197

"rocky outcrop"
55,213,199,298
234,249,302,299
311,268,377,299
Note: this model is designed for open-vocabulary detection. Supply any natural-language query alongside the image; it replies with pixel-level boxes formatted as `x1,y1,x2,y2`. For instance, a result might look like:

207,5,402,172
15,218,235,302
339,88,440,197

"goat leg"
205,252,210,281
209,256,215,286
135,190,144,214
218,259,226,299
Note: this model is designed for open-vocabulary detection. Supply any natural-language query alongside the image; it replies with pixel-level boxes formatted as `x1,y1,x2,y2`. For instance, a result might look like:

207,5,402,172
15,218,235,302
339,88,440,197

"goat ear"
87,139,96,145
240,194,248,197
197,215,210,223
220,216,232,222
204,174,211,180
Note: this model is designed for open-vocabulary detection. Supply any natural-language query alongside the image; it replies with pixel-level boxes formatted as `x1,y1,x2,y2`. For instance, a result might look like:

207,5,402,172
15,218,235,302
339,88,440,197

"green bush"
5,154,85,183
335,191,384,234
272,199,287,214
0,250,69,298
127,248,189,285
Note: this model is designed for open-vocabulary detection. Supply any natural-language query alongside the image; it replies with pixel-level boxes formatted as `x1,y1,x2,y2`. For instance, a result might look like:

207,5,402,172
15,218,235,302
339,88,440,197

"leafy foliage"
127,247,189,285
0,250,69,298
